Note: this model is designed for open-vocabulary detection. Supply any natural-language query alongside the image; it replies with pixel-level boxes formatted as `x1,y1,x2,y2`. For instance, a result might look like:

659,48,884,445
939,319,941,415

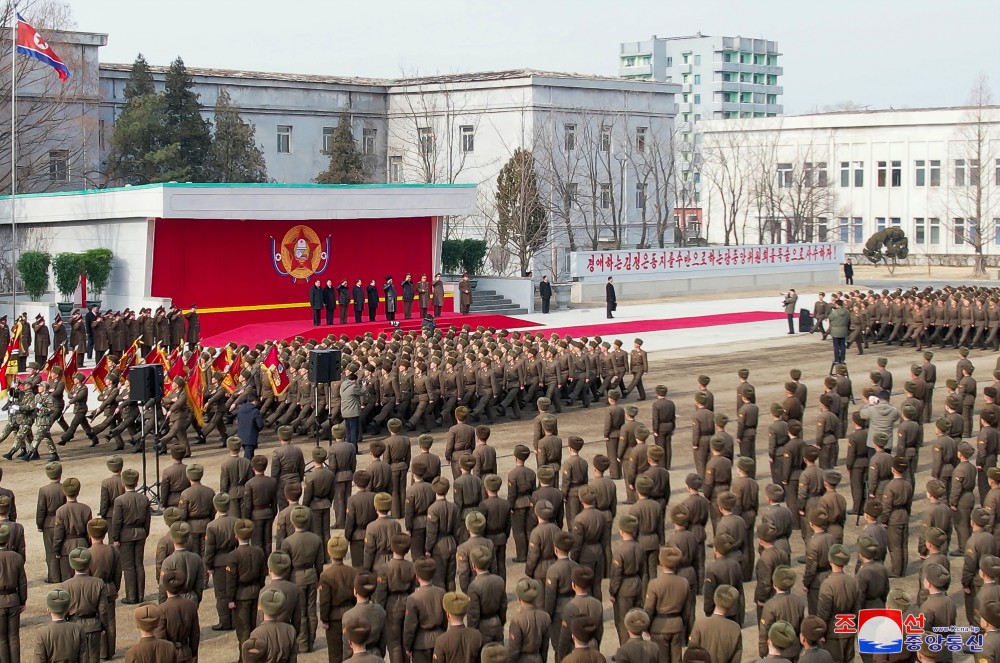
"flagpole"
8,1,16,320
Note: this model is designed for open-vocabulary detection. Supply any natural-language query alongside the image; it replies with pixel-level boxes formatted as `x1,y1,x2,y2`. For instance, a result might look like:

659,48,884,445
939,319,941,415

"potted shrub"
460,239,487,288
441,239,463,276
16,251,50,301
52,251,82,314
81,248,114,308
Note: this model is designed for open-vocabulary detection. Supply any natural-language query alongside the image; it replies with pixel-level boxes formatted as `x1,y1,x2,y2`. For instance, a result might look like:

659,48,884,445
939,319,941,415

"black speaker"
309,349,341,383
129,363,164,402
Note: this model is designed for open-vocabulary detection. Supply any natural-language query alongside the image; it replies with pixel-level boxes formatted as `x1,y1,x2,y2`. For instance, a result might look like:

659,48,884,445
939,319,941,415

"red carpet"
203,313,539,347
527,310,786,338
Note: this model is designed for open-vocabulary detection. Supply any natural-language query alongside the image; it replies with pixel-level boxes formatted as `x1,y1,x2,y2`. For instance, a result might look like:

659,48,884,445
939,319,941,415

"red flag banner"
0,337,16,397
89,353,113,392
43,345,65,376
222,352,242,395
119,340,142,379
186,373,205,427
263,345,289,398
63,351,77,390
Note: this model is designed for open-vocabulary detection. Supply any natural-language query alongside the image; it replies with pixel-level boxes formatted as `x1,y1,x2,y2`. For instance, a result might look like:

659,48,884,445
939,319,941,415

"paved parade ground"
4,274,991,662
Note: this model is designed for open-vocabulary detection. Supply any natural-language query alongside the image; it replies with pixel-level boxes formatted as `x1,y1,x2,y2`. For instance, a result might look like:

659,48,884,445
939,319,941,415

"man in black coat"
84,304,98,360
606,276,617,319
309,280,324,326
401,273,415,320
366,280,379,322
337,280,351,324
352,280,365,323
236,393,264,458
539,275,552,314
383,276,397,322
323,280,336,325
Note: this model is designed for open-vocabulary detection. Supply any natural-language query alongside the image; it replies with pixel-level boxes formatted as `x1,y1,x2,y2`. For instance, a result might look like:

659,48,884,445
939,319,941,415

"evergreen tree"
106,94,187,184
496,148,547,276
123,53,155,103
206,89,268,183
162,56,212,181
315,110,367,184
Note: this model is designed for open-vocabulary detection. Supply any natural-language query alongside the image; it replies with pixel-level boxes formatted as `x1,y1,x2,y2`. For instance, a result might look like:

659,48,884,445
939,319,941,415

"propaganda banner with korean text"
570,243,844,279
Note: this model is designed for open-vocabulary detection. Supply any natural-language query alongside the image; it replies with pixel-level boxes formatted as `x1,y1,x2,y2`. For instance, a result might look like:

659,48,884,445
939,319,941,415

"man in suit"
309,281,324,326
459,274,473,315
432,274,445,317
352,280,365,323
237,395,264,459
540,276,552,314
606,277,616,319
783,290,798,335
337,280,351,325
323,280,336,325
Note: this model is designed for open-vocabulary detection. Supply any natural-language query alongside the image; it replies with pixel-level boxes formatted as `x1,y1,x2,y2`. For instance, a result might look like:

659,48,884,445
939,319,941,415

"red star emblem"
283,229,319,268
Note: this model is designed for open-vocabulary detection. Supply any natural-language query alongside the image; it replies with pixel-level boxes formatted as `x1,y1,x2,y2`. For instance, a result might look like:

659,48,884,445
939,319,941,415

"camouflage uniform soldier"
8,384,36,459
31,380,59,461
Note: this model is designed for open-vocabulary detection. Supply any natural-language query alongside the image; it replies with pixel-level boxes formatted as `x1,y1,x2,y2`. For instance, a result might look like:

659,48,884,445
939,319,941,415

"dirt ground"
1,330,987,662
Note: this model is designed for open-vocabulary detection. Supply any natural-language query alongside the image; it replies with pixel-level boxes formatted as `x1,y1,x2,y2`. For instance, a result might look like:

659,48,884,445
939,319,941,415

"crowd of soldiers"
806,286,1000,354
5,286,1000,662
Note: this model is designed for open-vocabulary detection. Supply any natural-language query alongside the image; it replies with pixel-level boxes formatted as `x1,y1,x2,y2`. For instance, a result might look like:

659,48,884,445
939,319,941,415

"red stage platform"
202,312,540,347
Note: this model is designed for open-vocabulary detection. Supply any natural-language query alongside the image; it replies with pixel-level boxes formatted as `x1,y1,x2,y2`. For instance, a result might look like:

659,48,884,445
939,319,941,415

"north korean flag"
16,14,70,81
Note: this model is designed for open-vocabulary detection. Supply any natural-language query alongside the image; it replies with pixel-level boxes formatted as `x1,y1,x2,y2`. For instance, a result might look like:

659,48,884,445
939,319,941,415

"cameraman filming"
339,362,365,448
782,289,799,335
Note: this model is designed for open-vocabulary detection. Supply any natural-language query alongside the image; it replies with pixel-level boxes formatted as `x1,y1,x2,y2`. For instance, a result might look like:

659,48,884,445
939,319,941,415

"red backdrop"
151,216,435,335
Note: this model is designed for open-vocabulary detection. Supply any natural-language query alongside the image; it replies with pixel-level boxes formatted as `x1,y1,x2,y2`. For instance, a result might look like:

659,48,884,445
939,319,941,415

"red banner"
263,345,289,398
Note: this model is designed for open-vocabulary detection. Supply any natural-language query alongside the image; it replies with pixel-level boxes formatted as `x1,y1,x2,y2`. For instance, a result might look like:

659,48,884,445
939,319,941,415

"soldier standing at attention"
345,471,376,569
815,545,859,663
227,519,268,649
159,522,205,604
281,505,325,653
37,461,66,584
479,474,510,578
35,589,86,663
250,590,299,663
757,566,805,661
124,604,176,663
688,585,743,663
375,533,415,663
110,468,150,604
303,446,335,552
177,464,215,557
385,419,411,518
403,558,446,663
243,455,279,554
433,590,483,663
405,459,436,559
614,609,659,663
330,424,358,530
466,545,506,644
272,426,306,510
220,437,252,515
508,445,536,563
53,477,92,582
0,523,26,663
643,546,689,663
87,517,121,660
157,570,200,663
319,535,359,663
363,492,400,575
205,493,238,631
63,547,109,663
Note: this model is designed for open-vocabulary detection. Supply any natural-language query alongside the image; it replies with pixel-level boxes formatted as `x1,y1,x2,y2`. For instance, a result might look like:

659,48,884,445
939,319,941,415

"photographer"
339,362,365,448
782,289,798,334
828,299,850,365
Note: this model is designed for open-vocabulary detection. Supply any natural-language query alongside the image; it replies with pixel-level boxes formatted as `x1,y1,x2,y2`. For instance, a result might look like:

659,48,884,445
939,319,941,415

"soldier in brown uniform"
125,603,177,663
243,455,279,554
614,609,659,663
53,477,92,582
632,477,663,588
160,447,191,509
609,514,644,645
177,463,215,557
457,512,496,593
110,468,150,604
466,545,506,644
98,456,125,518
204,493,238,631
376,533,416,663
330,424,358,529
754,522,791,624
446,408,477,479
562,436,589,527
227,518,268,648
159,521,205,604
272,426,306,510
260,551,305,643
691,392,714,476
649,385,676,467
281,505,325,652
384,419,412,517
569,485,607,601
803,507,834,615
345,471,377,568
544,531,579,661
343,573,387,657
58,372,97,446
689,585,743,663
87,517,121,659
37,461,66,584
364,492,401,574
63,547,109,663
404,558,446,663
757,566,805,660
0,523,25,663
220,436,252,514
624,339,648,401
600,390,625,478
479,474,510,578
556,567,602,660
250,590,299,663
643,546,688,663
815,544,859,663
508,445,536,563
422,476,458,591
157,569,200,663
319,535,359,663
35,588,87,663
882,456,915,577
920,563,957,658
433,590,483,663
405,458,436,559
506,578,550,663
303,446,335,552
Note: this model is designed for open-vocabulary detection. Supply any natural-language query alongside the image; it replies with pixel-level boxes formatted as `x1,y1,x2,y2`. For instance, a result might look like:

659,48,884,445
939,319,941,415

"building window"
996,159,1000,186
682,53,690,64
930,160,941,186
740,52,751,64
362,128,376,155
277,125,292,154
803,162,827,188
48,150,68,182
754,73,765,84
564,124,576,152
877,161,887,187
816,162,828,187
459,126,474,153
694,54,701,65
838,217,849,243
930,217,940,244
915,160,925,187
665,56,672,67
418,127,434,156
388,156,402,183
852,218,864,243
777,163,793,188
840,162,850,188
98,119,105,151
890,217,900,228
682,73,690,84
564,182,578,211
854,161,864,187
683,93,690,103
955,159,966,186
693,94,701,104
600,126,612,153
322,127,335,153
693,74,701,84
642,55,651,65
766,94,777,104
767,74,778,85
623,56,635,67
635,127,646,152
915,217,925,244
599,183,611,209
876,217,887,232
635,182,647,209
994,218,1000,246
890,161,901,187
954,218,965,244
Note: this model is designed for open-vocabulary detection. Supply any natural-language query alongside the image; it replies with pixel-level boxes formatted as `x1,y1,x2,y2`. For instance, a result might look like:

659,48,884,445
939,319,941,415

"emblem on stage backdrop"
271,225,331,282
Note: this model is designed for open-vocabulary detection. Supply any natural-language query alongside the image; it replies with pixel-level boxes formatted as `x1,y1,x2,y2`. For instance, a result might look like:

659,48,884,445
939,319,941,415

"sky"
65,0,1000,114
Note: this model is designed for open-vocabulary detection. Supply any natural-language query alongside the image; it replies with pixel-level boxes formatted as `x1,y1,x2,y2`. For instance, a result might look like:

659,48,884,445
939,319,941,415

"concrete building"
697,106,1000,264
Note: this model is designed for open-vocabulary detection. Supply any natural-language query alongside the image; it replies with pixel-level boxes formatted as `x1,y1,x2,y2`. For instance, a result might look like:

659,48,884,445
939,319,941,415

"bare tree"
701,123,753,245
943,75,998,276
746,130,782,244
772,145,839,243
628,125,676,248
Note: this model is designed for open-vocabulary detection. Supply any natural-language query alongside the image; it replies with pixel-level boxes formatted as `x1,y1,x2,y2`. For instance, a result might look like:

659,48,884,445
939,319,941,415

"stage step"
469,289,528,315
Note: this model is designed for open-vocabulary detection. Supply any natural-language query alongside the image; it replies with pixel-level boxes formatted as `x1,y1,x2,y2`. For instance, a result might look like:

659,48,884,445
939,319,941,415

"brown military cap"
68,547,91,571
554,530,575,553
251,455,268,471
635,475,653,496
514,578,540,603
161,568,187,594
259,589,287,616
713,585,739,610
169,521,191,544
569,614,599,643
886,587,911,612
769,621,796,649
465,511,486,534
107,455,124,471
374,492,392,511
443,590,471,616
481,643,506,663
669,504,690,526
537,465,556,483
62,477,81,498
328,534,349,560
658,546,682,569
414,557,437,581
685,473,703,490
772,565,796,591
765,483,785,502
717,491,737,512
571,566,594,589
800,615,827,642
133,603,163,631
390,533,412,556
44,461,62,480
624,608,650,634
534,499,554,520
87,517,109,539
513,445,531,461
